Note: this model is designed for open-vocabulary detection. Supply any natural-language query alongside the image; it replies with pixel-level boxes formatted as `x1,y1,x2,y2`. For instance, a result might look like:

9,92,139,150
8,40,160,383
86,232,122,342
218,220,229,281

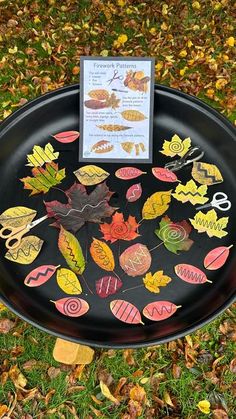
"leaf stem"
112,270,122,281
149,242,164,252
122,284,144,293
82,274,93,294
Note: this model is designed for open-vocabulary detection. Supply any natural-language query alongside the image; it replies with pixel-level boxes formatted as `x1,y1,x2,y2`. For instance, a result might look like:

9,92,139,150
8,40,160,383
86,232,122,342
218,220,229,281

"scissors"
0,215,48,250
107,69,123,85
196,192,231,212
165,147,205,172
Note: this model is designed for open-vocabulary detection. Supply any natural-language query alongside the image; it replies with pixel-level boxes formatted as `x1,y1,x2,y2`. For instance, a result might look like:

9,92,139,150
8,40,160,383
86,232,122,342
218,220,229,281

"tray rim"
0,83,235,348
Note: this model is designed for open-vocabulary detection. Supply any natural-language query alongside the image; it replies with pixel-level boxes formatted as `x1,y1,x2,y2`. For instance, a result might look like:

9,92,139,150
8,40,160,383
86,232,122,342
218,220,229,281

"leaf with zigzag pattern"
58,227,85,274
172,180,209,205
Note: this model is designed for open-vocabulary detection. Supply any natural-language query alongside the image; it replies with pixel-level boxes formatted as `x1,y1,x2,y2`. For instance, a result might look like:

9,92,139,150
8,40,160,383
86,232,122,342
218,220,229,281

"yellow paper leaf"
90,238,115,271
0,206,37,228
172,180,209,205
26,143,59,167
197,400,211,414
189,209,228,238
143,271,172,293
100,380,119,404
160,134,191,157
142,190,172,220
192,162,223,185
57,268,82,294
74,165,109,186
5,236,44,264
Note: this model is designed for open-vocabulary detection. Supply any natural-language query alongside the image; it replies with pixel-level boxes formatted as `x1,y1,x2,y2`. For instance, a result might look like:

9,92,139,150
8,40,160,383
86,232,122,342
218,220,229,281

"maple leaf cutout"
21,162,65,196
155,215,194,254
160,134,191,157
143,271,172,293
45,182,117,233
172,180,209,205
189,209,228,238
100,212,139,243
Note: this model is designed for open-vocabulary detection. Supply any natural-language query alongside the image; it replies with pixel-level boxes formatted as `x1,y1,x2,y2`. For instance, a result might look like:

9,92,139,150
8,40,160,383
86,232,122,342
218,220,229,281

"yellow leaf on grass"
189,209,228,238
100,380,119,404
143,271,172,293
117,34,128,45
90,238,115,271
164,391,174,407
142,190,172,220
130,384,147,403
0,405,8,416
160,134,191,157
9,365,27,388
57,268,82,294
172,180,209,205
197,400,211,414
226,36,234,47
26,143,59,167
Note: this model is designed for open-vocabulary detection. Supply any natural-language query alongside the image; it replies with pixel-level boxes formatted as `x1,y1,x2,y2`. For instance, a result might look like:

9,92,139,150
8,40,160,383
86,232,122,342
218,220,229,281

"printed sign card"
79,56,155,163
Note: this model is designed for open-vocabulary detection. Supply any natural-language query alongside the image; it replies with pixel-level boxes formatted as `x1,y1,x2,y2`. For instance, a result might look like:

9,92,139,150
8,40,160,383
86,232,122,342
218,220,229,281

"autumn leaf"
160,134,191,157
142,190,172,220
197,400,211,414
172,180,209,205
143,271,172,293
100,212,139,243
90,238,115,271
26,143,59,167
58,227,85,275
100,380,119,404
155,216,194,254
9,365,27,389
189,209,228,238
21,162,66,196
45,182,116,233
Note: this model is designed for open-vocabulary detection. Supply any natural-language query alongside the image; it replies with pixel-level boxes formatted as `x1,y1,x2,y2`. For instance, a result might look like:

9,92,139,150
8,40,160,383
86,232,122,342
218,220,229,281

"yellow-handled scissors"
0,215,48,250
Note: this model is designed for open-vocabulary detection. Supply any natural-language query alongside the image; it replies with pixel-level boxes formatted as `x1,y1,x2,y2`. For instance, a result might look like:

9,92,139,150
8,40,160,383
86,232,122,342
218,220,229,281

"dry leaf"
9,365,27,388
163,391,174,407
130,384,147,404
100,380,119,404
197,400,211,414
212,409,229,419
21,162,66,195
0,318,14,334
47,366,61,379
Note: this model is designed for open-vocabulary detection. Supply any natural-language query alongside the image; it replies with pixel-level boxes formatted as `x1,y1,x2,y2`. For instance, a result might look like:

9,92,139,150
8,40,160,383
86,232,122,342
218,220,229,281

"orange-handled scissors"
0,215,48,250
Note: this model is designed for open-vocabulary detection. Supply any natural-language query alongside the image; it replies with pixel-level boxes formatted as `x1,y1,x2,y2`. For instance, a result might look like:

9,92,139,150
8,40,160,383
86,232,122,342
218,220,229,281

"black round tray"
0,84,235,348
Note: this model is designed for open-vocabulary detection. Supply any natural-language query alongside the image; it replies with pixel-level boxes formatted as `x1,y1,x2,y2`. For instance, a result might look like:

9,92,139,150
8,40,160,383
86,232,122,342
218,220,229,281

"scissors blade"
196,203,212,210
29,215,48,228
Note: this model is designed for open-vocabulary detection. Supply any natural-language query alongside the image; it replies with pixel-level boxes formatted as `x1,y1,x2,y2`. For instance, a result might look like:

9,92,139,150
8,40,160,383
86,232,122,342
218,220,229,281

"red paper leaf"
100,212,139,243
51,297,89,317
52,131,80,143
115,167,146,180
126,183,142,202
119,243,151,277
96,276,123,298
175,264,211,284
110,300,143,324
152,167,179,183
143,301,181,321
24,265,59,287
204,245,233,270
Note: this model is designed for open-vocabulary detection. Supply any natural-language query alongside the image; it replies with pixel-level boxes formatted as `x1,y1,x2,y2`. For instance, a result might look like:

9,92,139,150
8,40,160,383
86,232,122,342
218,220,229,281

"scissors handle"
0,225,30,250
211,192,231,211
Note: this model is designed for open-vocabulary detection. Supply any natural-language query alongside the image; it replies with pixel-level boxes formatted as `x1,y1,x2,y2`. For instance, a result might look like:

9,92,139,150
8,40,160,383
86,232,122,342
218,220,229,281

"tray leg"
53,338,95,365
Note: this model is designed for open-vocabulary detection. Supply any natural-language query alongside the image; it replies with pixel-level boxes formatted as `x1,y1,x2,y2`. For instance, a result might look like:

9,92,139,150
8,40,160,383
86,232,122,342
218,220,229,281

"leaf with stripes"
57,268,82,294
143,301,181,321
189,209,228,238
174,264,211,284
90,238,115,271
96,276,123,298
24,265,60,287
21,162,66,196
26,143,59,167
58,227,85,275
110,300,144,325
142,190,172,220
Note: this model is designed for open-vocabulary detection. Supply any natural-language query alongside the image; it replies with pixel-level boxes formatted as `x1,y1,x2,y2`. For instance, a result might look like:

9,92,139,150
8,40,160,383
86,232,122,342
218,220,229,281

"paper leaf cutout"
0,207,36,228
142,190,172,220
160,134,191,157
52,131,80,143
155,216,194,254
192,162,223,185
126,183,142,202
74,165,109,186
110,300,143,325
143,301,181,321
204,245,233,270
175,264,210,284
119,243,151,277
57,268,82,294
51,297,89,317
152,167,179,183
189,209,228,238
100,212,139,243
24,265,59,287
26,143,59,167
5,236,43,264
90,238,115,271
172,180,209,205
115,167,146,180
45,182,116,234
96,276,123,298
21,162,66,196
58,227,85,275
143,271,172,293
